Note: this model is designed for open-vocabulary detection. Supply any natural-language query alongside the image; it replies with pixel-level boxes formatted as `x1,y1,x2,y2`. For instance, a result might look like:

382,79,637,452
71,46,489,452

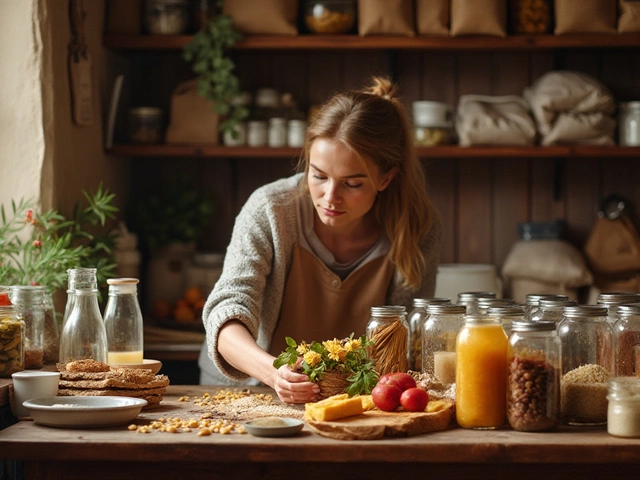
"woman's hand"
273,363,320,404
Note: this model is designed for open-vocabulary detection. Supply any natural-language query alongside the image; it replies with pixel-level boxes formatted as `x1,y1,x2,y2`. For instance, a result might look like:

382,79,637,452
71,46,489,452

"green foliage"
273,334,379,397
0,184,118,293
183,14,248,135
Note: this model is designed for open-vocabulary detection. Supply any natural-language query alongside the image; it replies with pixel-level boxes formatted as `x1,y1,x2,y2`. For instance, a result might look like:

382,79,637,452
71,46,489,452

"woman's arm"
218,320,319,404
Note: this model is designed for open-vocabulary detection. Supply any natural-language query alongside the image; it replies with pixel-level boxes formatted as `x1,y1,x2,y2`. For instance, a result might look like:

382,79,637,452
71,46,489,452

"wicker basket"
317,369,350,400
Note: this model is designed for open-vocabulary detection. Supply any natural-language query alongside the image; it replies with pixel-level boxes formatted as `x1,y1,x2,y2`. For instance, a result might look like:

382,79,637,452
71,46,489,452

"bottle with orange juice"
456,314,508,429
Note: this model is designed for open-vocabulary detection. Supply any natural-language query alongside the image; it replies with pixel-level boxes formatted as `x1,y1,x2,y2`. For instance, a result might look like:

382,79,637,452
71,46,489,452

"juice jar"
456,314,508,429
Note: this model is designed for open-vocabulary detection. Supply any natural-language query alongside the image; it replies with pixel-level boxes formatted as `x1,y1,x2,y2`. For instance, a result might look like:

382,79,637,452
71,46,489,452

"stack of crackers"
56,359,169,408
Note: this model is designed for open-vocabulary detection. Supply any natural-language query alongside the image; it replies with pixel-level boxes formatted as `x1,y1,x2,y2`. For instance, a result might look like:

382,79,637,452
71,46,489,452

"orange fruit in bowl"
151,299,172,319
184,286,204,306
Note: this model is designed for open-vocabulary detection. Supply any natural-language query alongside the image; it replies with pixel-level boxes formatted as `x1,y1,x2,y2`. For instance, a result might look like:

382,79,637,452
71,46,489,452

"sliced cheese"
359,394,375,411
305,394,363,422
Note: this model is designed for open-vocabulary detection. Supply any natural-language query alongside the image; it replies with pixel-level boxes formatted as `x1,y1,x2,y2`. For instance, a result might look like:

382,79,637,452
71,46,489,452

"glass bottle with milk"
103,278,144,364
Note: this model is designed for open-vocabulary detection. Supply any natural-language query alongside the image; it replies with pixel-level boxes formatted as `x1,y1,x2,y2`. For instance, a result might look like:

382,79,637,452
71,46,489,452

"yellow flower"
296,341,309,355
345,338,361,352
303,350,322,367
323,338,347,362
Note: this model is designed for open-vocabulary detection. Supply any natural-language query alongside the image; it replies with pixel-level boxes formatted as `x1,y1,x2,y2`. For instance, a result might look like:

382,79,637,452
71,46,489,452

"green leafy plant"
0,184,119,292
183,13,248,135
273,334,379,397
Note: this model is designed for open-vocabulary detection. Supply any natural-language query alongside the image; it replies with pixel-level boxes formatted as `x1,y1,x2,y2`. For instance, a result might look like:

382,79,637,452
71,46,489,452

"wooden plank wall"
128,48,640,272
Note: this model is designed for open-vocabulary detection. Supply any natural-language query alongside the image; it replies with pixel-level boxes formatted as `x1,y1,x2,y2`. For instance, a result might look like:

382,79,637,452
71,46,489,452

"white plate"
242,417,305,437
22,396,147,428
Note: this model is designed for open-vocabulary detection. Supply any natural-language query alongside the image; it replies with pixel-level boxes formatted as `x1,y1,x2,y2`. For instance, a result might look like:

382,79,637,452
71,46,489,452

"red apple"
371,384,402,412
400,388,429,412
378,372,417,392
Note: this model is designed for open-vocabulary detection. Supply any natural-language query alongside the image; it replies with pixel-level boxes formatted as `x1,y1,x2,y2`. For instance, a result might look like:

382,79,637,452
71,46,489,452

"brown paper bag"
584,216,640,275
358,0,415,36
223,0,298,35
416,0,450,35
619,0,640,33
451,0,507,37
165,80,220,144
554,0,617,34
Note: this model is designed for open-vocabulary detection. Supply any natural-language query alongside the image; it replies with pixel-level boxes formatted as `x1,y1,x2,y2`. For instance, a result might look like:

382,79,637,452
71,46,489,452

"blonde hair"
297,77,439,290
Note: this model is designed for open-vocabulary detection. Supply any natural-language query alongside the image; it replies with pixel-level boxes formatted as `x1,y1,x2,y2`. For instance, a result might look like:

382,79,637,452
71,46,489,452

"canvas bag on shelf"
165,80,220,144
554,0,617,34
416,0,450,36
455,95,537,146
450,0,507,37
223,0,298,35
619,0,640,33
584,215,640,276
358,0,415,36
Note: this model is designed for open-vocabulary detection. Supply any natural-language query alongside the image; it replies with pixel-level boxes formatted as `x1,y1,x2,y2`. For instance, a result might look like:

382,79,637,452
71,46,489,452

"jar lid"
597,291,640,306
487,306,524,316
463,314,500,324
412,297,450,308
563,305,608,318
107,278,140,285
426,304,466,315
539,298,577,309
477,298,515,308
370,305,406,317
511,320,556,332
616,303,640,316
457,291,496,301
619,101,640,110
525,293,569,306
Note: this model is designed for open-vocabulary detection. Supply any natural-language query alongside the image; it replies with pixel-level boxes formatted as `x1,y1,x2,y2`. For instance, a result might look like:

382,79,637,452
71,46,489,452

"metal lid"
457,292,496,302
370,305,406,317
525,293,569,306
616,303,640,316
487,306,525,316
412,297,450,308
463,314,500,324
619,101,640,110
477,298,515,307
539,298,577,309
426,304,466,315
563,305,608,318
597,292,640,306
511,320,556,332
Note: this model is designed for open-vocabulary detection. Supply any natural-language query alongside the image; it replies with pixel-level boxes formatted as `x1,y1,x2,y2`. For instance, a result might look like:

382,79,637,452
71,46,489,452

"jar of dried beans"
366,305,409,377
421,304,465,384
0,306,24,377
408,297,450,371
507,320,561,431
9,286,45,369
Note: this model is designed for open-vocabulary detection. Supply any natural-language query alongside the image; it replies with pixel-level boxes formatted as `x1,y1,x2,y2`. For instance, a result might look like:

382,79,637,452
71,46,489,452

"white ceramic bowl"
109,358,162,374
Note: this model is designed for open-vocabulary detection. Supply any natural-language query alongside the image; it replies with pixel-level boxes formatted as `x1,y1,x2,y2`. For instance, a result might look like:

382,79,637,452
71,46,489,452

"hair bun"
365,76,397,100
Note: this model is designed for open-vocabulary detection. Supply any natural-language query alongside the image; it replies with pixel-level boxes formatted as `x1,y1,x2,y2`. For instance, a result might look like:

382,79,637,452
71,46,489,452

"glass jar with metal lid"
0,305,24,376
618,101,640,146
524,293,569,321
487,305,525,337
613,303,640,376
422,304,465,384
607,377,640,438
457,291,496,314
507,320,561,431
476,298,516,315
557,305,613,426
9,286,45,369
408,297,450,371
530,298,577,325
597,292,640,325
366,305,409,377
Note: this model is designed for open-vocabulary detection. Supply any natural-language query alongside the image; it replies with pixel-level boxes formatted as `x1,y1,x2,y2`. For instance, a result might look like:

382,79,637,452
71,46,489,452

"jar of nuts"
507,320,561,431
305,0,356,34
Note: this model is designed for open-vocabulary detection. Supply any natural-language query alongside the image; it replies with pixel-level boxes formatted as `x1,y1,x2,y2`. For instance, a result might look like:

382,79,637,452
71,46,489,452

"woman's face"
308,137,394,230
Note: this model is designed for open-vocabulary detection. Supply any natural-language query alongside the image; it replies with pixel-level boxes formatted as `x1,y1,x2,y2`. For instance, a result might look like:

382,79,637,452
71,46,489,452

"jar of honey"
456,314,508,429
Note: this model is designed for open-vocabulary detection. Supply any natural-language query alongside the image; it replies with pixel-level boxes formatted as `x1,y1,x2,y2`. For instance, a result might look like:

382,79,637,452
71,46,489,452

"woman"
199,77,442,404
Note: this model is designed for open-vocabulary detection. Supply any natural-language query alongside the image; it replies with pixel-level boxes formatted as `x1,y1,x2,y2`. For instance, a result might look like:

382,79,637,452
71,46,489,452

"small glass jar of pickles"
0,306,24,377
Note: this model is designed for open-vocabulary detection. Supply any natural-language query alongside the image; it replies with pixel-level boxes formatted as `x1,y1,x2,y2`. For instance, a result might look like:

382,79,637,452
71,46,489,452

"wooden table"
0,385,639,480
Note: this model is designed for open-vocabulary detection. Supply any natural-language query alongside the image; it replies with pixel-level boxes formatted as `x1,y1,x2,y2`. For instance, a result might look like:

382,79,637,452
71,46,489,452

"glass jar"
487,306,525,337
247,120,268,147
507,320,561,431
607,377,640,438
613,304,640,376
305,0,356,34
456,314,508,429
287,119,307,148
415,126,455,146
104,278,144,365
422,304,465,384
597,292,640,325
42,290,59,365
268,117,287,147
476,298,516,315
366,305,409,377
531,298,577,326
524,293,569,321
618,101,640,146
457,291,496,314
59,287,107,364
0,306,24,377
508,0,552,34
144,0,190,35
557,305,613,426
9,286,45,369
408,297,450,371
128,107,163,144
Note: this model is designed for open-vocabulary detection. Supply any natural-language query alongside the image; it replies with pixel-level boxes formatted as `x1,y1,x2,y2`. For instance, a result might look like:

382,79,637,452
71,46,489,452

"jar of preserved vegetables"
408,297,450,371
366,305,409,377
0,306,24,377
422,304,465,384
9,286,45,369
507,320,560,431
613,304,640,376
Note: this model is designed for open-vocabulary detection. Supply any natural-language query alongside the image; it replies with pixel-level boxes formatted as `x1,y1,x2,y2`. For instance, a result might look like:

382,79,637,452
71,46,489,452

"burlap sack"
358,0,415,36
223,0,298,35
165,80,220,144
619,0,640,33
416,0,450,35
554,0,617,34
455,95,537,146
106,0,143,34
451,0,507,37
584,216,640,275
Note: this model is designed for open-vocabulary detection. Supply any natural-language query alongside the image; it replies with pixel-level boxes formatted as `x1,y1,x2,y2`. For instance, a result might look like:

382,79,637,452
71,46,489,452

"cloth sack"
584,216,640,276
451,0,507,37
165,80,220,144
455,95,537,146
223,0,298,35
619,0,640,33
358,0,415,36
508,277,580,303
416,0,450,35
523,71,616,146
554,0,617,34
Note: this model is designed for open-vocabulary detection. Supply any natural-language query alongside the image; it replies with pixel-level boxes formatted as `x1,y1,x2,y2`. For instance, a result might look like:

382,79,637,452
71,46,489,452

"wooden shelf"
103,33,640,51
108,144,640,159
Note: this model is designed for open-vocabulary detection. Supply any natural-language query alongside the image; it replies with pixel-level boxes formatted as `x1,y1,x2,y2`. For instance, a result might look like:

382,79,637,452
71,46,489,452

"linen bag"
455,95,537,146
450,0,507,37
584,216,640,276
358,0,415,36
415,0,450,35
554,0,617,34
165,80,220,144
619,0,640,33
223,0,298,35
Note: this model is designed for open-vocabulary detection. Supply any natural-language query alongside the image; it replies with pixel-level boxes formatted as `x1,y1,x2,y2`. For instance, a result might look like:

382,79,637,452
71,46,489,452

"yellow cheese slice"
305,394,364,421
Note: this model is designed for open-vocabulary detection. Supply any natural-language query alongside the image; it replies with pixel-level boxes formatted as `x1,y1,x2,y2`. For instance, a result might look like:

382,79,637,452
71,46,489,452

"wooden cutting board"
306,402,455,440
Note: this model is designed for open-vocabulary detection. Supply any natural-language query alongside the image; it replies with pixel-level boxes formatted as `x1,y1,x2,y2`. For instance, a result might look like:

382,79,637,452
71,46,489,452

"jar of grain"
597,291,640,325
530,298,577,326
456,314,508,429
507,320,561,431
613,304,640,376
558,305,613,426
421,304,465,384
408,297,451,371
9,286,45,369
607,377,640,438
524,293,569,321
366,305,409,378
487,306,524,337
0,306,24,377
457,291,496,314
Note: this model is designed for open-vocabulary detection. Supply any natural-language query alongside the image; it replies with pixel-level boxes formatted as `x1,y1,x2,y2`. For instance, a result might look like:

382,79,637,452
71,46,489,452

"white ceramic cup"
11,371,60,418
